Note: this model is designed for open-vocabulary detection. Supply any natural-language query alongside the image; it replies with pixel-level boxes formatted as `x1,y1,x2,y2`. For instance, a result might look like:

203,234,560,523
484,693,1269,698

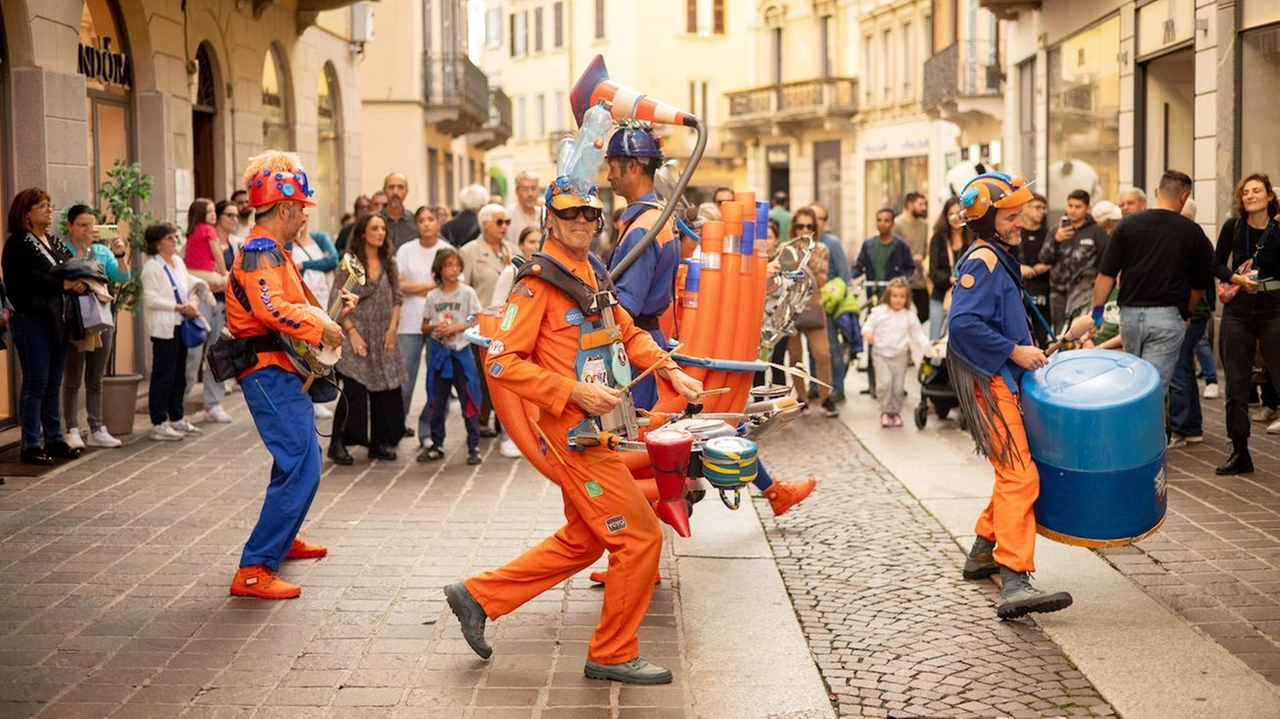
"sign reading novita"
78,37,133,90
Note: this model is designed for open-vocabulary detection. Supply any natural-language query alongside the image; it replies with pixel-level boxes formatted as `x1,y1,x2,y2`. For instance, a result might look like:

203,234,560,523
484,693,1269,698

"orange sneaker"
286,537,328,560
588,570,661,585
230,565,302,600
764,477,817,517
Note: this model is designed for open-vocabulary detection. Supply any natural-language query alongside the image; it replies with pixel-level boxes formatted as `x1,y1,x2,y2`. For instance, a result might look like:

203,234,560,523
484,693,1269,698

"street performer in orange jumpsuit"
227,150,356,600
949,172,1073,619
443,174,703,685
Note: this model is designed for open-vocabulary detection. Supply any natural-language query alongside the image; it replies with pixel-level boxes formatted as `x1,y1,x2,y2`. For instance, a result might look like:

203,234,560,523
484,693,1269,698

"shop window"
1241,26,1280,178
1046,17,1119,212
80,0,133,207
864,156,928,238
313,64,342,237
262,45,291,151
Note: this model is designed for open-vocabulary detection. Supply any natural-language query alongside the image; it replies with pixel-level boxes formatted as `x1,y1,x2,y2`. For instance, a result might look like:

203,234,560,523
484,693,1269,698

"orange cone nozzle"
571,55,697,128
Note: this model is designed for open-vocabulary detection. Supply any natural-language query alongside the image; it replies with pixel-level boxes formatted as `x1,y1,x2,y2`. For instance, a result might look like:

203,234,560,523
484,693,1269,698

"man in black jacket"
1040,189,1108,331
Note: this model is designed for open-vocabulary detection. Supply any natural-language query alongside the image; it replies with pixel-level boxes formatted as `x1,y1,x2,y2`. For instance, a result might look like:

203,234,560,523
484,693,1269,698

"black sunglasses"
551,206,602,223
793,223,816,231
493,219,511,226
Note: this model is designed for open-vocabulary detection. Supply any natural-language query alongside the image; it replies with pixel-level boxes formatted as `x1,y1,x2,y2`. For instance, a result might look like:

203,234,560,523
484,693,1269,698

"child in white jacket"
862,277,938,427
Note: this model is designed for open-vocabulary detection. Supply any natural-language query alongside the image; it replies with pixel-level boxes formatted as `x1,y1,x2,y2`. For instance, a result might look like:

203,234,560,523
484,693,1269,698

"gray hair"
478,203,508,225
1180,197,1197,221
1119,186,1147,202
458,184,489,212
515,171,540,185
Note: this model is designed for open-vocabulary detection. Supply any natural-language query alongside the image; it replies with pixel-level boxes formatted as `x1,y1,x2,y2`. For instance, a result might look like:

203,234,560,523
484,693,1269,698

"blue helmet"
606,125,663,159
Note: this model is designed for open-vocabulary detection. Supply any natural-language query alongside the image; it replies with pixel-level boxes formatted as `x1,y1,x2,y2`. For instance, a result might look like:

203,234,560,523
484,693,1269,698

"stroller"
914,335,966,430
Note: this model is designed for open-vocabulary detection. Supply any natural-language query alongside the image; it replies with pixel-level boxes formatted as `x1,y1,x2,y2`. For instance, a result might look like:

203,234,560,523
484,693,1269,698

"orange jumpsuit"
463,241,676,665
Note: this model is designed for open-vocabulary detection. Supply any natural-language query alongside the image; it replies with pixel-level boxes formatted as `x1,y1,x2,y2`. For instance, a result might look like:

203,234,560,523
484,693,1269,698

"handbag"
78,295,114,333
163,263,208,348
1218,221,1272,304
794,303,825,330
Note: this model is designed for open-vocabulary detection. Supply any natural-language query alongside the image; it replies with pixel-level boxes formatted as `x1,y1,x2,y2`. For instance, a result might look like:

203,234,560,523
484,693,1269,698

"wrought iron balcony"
922,41,1001,111
424,53,490,137
469,88,513,151
724,77,858,127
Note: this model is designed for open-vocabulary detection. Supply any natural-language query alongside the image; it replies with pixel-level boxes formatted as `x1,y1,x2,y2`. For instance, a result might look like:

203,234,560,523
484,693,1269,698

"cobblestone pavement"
757,414,1117,719
0,402,689,718
1100,392,1280,685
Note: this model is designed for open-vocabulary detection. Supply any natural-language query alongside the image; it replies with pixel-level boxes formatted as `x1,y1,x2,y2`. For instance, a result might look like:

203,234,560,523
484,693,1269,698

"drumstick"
528,416,567,466
695,387,732,397
616,342,685,395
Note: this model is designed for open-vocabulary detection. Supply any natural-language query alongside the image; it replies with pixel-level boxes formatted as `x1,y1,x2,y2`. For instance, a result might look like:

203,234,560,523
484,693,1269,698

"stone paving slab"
0,394,693,718
1100,391,1280,684
756,413,1117,719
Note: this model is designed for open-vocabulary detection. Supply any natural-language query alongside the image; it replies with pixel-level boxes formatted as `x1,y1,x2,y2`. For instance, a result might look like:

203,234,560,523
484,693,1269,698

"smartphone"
1060,216,1072,228
94,224,120,241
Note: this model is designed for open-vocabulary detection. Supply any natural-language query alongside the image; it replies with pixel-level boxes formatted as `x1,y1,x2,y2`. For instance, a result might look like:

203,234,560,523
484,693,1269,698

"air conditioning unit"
351,2,374,44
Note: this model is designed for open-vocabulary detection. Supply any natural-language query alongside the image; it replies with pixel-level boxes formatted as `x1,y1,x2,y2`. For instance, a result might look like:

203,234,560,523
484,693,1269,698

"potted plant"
96,160,155,436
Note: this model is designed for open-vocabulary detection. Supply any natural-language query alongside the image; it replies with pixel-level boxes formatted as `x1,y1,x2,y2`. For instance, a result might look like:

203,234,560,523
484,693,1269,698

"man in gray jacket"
1040,189,1109,331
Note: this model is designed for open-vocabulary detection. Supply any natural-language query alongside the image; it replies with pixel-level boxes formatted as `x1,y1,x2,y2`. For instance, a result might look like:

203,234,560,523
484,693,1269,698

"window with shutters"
486,8,502,48
533,6,544,52
553,2,564,48
687,0,725,35
511,11,528,58
594,0,605,39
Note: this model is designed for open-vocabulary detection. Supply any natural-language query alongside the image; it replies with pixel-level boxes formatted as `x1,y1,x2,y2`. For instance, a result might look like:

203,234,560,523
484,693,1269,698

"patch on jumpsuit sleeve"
487,338,505,356
489,361,504,378
605,514,627,534
500,303,519,331
959,273,976,289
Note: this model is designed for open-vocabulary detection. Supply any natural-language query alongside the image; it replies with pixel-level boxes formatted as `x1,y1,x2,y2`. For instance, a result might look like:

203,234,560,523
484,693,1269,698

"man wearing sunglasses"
604,124,681,410
444,174,703,685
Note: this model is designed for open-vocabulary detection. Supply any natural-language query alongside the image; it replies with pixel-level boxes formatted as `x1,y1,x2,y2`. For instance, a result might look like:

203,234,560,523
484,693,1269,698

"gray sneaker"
997,567,1073,620
584,657,673,685
443,582,492,659
962,536,998,580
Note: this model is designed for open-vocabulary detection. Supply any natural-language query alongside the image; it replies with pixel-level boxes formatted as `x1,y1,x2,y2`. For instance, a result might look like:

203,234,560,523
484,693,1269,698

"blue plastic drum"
1020,349,1168,547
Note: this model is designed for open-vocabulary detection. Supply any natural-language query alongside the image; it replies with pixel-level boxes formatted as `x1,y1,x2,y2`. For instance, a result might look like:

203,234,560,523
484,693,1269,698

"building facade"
479,0,749,211
0,0,367,436
360,0,510,214
995,0,1260,240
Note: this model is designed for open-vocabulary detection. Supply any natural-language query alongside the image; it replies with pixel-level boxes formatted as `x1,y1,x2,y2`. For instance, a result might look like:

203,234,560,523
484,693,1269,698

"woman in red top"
183,198,226,292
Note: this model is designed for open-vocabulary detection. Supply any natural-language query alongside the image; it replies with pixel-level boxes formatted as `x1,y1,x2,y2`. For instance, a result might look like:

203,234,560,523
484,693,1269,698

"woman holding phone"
62,205,131,449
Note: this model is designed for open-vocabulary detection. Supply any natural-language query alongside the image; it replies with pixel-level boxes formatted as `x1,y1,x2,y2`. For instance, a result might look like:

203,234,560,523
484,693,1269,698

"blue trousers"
429,355,481,451
1170,316,1207,437
1195,334,1217,384
399,331,432,443
239,367,322,571
631,328,664,411
11,315,68,449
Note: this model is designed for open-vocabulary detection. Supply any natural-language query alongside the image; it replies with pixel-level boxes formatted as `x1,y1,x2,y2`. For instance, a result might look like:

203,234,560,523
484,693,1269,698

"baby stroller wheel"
914,403,928,429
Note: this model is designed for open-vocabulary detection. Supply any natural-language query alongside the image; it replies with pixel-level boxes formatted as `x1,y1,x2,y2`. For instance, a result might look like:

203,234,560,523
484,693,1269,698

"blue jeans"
240,367,322,571
1195,334,1217,384
929,298,947,341
1119,306,1185,399
184,298,227,409
399,332,431,443
813,320,848,395
11,315,68,449
1170,316,1207,437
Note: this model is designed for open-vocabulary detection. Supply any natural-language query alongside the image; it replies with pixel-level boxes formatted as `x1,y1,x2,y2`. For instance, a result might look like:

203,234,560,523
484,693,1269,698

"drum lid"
1028,349,1160,409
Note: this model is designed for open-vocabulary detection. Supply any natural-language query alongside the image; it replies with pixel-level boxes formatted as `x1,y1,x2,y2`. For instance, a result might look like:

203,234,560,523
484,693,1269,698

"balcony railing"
424,53,490,135
469,88,514,151
922,40,1001,111
488,88,513,135
725,77,858,123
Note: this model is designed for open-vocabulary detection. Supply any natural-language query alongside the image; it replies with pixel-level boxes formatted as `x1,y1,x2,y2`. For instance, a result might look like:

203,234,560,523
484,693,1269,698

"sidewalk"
835,359,1280,719
0,386,830,718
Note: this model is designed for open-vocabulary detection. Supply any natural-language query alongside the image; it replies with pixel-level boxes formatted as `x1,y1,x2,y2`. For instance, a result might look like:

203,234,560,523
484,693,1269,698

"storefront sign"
902,137,928,149
1137,0,1193,59
766,145,790,166
78,37,133,90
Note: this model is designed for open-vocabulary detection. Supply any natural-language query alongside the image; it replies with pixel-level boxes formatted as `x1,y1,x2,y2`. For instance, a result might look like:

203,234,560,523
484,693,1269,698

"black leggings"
149,337,188,426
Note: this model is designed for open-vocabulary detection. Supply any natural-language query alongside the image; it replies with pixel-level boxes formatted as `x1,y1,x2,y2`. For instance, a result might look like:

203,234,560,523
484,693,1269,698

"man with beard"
379,173,417,249
894,191,930,322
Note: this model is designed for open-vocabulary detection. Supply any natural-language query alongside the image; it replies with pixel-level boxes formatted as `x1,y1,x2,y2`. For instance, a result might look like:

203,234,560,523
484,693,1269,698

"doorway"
1139,49,1193,192
191,43,218,202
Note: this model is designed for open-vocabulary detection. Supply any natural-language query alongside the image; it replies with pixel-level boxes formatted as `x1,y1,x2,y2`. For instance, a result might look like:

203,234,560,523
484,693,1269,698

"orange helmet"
958,172,1032,238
